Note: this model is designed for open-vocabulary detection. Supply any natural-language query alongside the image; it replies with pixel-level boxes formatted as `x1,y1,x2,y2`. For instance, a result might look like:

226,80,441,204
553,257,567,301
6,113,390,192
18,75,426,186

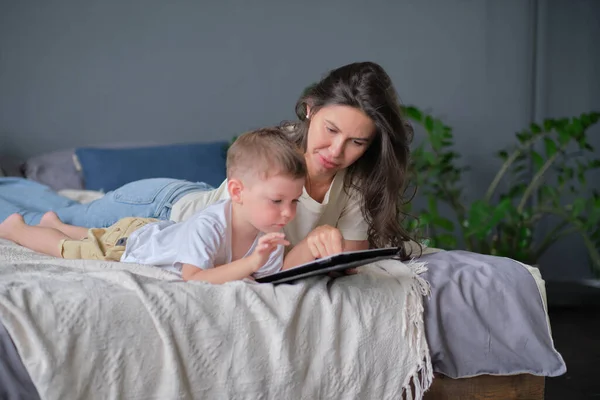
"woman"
2,61,415,261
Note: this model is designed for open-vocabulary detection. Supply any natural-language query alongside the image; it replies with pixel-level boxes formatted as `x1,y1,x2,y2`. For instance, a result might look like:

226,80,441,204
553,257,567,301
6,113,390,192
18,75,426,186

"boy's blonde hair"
227,127,306,182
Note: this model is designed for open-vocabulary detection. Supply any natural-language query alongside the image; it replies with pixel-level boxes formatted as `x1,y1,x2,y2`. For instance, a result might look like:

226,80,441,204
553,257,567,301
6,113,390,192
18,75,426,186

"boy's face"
239,174,305,233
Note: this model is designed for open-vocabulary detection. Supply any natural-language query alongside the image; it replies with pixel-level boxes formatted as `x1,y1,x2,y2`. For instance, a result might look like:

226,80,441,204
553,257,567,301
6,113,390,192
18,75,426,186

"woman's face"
305,104,376,179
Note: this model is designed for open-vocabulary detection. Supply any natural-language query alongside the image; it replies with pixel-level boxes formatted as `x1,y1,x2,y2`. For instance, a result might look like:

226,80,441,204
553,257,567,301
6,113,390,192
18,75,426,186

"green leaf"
566,167,575,179
497,150,509,161
581,113,591,127
578,171,586,185
441,151,459,163
508,183,527,198
530,123,542,134
433,216,454,232
557,130,571,145
516,131,531,144
442,127,453,139
514,163,527,175
488,199,513,229
403,106,423,122
419,212,432,226
423,152,436,165
531,151,544,170
572,118,584,134
539,186,558,202
590,208,600,226
428,196,438,216
544,138,557,157
557,118,570,130
425,116,434,132
543,119,554,131
430,130,444,150
404,219,419,232
466,200,492,237
571,198,586,217
436,234,457,249
432,118,446,135
515,152,528,163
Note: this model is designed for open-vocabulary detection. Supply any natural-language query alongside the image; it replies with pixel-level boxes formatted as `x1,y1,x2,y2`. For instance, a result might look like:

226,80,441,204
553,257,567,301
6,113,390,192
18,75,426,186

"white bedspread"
0,239,432,400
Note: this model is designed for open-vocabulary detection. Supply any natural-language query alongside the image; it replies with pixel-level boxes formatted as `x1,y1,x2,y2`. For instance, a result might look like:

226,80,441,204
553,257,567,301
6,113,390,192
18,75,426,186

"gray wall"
0,0,598,279
535,0,600,280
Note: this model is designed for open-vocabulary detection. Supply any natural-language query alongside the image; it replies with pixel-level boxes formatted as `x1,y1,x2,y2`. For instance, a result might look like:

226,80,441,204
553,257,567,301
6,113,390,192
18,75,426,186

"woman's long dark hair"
282,61,416,254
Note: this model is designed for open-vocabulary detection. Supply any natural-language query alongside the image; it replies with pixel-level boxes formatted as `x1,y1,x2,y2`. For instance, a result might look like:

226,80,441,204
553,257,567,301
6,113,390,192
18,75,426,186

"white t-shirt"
121,199,284,279
169,170,369,246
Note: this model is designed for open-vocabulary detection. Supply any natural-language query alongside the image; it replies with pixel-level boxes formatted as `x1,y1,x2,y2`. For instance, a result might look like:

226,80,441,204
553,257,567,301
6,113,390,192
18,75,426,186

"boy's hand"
250,232,289,272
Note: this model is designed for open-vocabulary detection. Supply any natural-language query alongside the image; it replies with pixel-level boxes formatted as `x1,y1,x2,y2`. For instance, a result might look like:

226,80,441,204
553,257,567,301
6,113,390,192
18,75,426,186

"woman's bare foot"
0,213,25,240
39,211,62,229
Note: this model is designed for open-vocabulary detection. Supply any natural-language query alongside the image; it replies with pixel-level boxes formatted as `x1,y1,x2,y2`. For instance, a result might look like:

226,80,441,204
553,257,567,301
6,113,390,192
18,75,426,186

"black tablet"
255,247,401,284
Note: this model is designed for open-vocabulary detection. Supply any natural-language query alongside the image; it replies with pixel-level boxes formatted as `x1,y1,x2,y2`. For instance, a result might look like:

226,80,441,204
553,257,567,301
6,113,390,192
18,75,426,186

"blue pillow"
75,142,228,192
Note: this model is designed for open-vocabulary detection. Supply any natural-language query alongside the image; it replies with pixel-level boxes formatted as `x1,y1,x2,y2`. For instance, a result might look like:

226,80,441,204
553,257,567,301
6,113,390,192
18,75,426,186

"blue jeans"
0,177,212,227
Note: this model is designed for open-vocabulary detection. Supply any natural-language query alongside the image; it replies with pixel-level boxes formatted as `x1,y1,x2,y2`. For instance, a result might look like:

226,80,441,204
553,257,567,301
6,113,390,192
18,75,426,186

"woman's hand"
306,225,344,259
281,226,368,273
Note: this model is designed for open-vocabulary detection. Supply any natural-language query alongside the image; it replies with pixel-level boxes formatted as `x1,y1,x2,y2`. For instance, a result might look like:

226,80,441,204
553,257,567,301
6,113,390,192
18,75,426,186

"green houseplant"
402,106,600,277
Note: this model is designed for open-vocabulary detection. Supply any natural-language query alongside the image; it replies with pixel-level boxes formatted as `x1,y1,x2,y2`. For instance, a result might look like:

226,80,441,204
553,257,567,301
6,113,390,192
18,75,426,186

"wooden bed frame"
423,373,545,400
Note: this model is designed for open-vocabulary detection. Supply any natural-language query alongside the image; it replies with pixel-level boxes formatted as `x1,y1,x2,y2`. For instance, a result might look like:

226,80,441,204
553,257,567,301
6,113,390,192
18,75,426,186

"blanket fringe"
401,260,433,400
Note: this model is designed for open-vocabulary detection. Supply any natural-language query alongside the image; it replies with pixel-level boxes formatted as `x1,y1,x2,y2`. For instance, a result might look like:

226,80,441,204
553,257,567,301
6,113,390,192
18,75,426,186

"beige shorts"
60,217,158,261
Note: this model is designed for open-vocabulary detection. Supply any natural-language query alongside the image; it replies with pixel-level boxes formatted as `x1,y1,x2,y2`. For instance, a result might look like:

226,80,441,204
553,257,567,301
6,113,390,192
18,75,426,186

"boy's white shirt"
121,199,283,279
169,170,369,246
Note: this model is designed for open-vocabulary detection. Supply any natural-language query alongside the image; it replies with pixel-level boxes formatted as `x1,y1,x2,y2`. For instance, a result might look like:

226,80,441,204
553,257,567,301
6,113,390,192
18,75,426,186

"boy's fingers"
266,232,285,239
264,237,289,246
260,233,285,244
258,240,287,253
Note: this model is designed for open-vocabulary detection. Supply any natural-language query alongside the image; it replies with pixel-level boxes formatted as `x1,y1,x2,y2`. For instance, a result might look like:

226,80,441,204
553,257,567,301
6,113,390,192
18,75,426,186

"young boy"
0,128,306,284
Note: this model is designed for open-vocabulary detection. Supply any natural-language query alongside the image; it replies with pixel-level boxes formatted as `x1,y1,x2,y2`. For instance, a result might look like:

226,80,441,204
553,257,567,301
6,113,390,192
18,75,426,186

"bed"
425,373,545,399
0,235,565,399
0,151,566,399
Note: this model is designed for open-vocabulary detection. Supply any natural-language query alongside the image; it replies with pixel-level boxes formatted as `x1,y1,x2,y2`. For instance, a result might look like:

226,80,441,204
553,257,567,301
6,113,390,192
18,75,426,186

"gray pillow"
420,250,566,378
23,150,84,191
